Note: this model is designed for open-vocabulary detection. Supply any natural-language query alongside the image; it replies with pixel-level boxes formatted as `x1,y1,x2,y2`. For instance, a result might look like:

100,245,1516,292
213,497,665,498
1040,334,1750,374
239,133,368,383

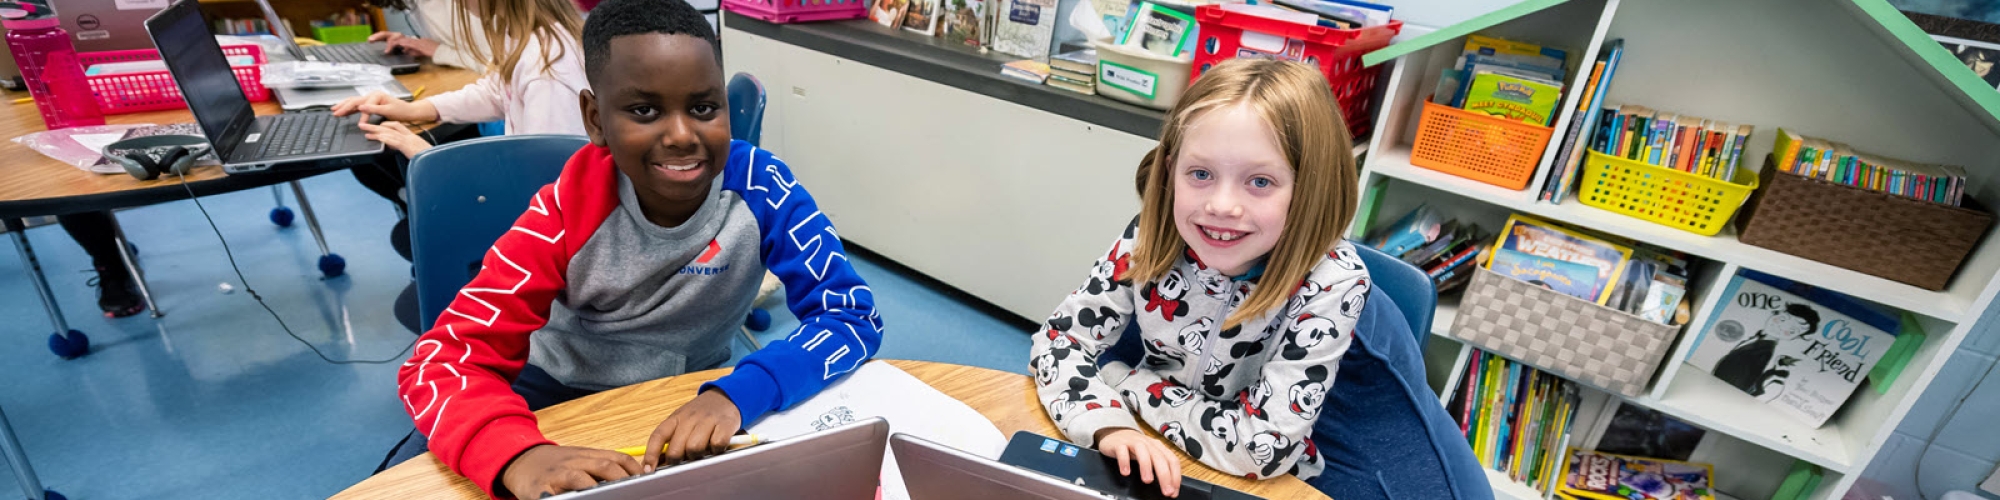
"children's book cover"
1685,275,1895,428
902,0,942,36
992,0,1059,61
1462,72,1562,126
1489,248,1600,302
1559,449,1715,500
1594,403,1705,461
1121,2,1196,58
939,0,985,46
869,0,909,29
1488,214,1631,305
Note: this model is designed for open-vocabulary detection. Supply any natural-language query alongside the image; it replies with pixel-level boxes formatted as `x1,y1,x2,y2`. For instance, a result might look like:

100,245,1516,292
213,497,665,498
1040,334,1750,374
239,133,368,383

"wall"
1863,300,2000,499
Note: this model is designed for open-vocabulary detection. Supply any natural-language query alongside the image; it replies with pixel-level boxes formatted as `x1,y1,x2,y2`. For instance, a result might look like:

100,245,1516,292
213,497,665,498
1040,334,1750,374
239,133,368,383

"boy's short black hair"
581,0,721,85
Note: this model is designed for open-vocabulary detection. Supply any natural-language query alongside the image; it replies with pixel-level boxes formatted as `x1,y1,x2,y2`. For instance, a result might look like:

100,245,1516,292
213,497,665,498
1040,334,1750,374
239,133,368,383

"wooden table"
331,359,1327,499
0,65,478,219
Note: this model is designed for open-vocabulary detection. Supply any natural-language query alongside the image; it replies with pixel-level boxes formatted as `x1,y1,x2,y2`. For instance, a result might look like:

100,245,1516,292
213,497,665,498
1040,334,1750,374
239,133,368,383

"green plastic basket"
313,25,373,45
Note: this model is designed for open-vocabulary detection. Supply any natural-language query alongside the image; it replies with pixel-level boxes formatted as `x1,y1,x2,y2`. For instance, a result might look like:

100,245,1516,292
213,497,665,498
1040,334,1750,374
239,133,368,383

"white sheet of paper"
745,362,1007,500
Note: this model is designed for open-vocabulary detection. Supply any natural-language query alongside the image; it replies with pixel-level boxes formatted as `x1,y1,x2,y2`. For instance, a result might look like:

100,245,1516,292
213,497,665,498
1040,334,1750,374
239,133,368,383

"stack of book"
1555,449,1717,500
1266,0,1394,29
1487,214,1690,324
1586,105,1754,182
1447,349,1583,492
1046,46,1098,95
1364,205,1487,294
1542,39,1624,203
1772,128,1970,207
1001,59,1052,84
1433,34,1569,127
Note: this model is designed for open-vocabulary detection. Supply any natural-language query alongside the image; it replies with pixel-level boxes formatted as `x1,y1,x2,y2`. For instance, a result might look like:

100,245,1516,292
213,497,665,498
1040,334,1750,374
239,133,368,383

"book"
1594,403,1704,461
1121,2,1197,58
992,0,1059,61
1461,71,1563,126
1464,34,1568,66
1489,248,1601,302
1001,59,1052,83
1367,204,1441,257
939,0,986,47
1558,449,1716,500
1270,0,1391,27
1488,214,1632,305
1685,273,1896,428
902,0,942,35
1090,0,1137,41
1049,47,1099,76
1045,73,1097,95
1546,39,1622,204
868,0,909,28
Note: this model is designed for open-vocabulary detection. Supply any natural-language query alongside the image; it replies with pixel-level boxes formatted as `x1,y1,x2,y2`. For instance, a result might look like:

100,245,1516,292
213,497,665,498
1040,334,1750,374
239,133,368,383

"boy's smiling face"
581,33,732,228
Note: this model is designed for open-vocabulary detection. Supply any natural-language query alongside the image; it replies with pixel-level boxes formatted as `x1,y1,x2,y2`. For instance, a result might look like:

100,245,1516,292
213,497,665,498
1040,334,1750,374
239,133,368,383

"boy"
393,0,883,497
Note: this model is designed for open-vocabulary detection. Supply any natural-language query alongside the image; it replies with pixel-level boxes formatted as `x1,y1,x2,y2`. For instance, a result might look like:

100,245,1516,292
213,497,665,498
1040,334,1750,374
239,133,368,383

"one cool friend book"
1684,272,1896,428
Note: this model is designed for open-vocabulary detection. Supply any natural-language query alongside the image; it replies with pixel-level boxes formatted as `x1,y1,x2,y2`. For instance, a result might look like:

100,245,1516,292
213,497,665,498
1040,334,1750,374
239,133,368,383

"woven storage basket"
1450,265,1680,396
1736,160,1994,291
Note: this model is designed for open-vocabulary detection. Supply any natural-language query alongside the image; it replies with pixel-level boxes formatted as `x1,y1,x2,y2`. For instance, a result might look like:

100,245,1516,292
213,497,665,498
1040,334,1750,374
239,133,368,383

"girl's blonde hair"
1123,59,1359,330
453,0,585,86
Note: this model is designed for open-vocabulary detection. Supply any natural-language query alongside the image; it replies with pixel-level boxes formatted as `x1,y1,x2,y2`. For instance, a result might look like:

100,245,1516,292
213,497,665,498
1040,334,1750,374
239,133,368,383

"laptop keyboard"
308,42,392,64
257,113,356,159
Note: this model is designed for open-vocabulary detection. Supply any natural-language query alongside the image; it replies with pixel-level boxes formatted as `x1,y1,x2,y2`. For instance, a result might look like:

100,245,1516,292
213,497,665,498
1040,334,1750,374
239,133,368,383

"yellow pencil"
411,85,427,100
11,97,30,104
616,434,765,457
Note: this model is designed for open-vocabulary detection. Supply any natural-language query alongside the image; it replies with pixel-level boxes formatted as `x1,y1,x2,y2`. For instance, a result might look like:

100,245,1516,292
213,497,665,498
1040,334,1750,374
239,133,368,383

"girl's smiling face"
1172,103,1293,277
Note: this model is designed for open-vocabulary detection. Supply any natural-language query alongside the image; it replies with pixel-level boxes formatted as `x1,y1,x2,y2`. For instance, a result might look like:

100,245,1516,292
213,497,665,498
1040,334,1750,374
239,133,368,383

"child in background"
383,0,883,498
1031,58,1368,496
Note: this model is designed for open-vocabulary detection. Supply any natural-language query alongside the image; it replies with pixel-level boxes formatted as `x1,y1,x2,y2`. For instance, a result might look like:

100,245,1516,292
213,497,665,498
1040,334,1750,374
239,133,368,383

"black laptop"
250,0,422,74
146,0,384,175
998,431,1263,500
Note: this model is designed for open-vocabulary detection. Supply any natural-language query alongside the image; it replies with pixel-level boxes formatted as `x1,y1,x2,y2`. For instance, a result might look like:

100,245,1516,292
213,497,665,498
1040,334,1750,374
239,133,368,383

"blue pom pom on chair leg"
746,309,772,332
269,207,295,227
318,254,346,278
48,329,89,359
44,489,68,500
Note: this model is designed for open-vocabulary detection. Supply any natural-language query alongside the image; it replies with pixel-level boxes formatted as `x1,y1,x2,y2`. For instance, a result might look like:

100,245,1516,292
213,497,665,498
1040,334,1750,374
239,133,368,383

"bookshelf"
1355,0,2000,498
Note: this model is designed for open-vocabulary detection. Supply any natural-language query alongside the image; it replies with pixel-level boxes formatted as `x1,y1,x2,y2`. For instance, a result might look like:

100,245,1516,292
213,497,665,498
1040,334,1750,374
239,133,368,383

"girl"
331,0,587,159
1031,58,1366,497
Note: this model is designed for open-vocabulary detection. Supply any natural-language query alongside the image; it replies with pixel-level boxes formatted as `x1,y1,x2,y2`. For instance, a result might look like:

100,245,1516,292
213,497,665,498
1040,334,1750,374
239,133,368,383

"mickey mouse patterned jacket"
1031,221,1368,481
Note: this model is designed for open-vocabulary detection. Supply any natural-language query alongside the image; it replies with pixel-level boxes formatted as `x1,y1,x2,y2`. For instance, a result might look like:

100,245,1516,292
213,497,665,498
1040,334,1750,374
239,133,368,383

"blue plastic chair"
1351,242,1437,349
728,72,767,147
407,135,589,330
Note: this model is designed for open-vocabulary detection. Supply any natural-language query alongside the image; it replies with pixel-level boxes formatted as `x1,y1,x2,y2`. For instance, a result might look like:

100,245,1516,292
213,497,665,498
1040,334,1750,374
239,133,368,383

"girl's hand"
331,91,439,124
1094,427,1183,498
359,121,432,157
371,31,441,57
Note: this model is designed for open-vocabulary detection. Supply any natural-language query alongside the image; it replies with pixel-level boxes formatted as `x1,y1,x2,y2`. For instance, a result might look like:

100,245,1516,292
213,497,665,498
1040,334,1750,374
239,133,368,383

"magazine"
1559,449,1715,500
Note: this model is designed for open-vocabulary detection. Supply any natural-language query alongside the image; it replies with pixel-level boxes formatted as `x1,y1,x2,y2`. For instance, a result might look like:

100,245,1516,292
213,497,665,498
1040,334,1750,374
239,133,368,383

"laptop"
893,433,1110,500
146,0,383,174
271,77,414,112
994,431,1263,500
249,0,422,74
550,417,890,499
57,0,164,53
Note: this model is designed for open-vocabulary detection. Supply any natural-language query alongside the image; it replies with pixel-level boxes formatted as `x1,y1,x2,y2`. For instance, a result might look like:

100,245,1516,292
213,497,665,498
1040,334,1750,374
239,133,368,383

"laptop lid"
891,433,1105,500
58,0,162,53
145,0,254,162
552,417,890,500
246,0,307,60
996,431,1261,500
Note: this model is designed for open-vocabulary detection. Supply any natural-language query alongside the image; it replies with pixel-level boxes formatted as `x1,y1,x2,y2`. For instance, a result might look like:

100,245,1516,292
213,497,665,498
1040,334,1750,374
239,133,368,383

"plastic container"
1092,40,1193,110
5,16,105,128
1188,4,1400,138
313,25,374,45
1409,99,1554,190
79,45,269,115
721,0,866,24
1577,150,1758,236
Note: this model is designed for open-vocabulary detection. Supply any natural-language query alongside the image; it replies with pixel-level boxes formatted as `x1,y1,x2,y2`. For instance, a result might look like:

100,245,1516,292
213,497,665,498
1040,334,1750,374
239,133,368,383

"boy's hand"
498,444,642,499
1094,427,1183,498
331,91,439,124
359,121,432,157
641,389,742,472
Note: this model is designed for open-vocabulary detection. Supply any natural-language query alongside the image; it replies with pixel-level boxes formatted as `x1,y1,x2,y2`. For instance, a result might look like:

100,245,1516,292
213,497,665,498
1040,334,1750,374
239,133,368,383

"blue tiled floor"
0,172,1031,499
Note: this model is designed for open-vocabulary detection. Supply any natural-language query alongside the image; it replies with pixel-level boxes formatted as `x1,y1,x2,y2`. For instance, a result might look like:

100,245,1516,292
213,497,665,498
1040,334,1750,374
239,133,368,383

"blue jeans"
374,364,599,474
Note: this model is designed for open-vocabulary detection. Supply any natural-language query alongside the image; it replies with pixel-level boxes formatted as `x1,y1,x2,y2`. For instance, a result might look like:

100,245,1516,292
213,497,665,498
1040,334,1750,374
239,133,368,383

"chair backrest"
407,134,590,330
1351,242,1437,349
728,72,767,147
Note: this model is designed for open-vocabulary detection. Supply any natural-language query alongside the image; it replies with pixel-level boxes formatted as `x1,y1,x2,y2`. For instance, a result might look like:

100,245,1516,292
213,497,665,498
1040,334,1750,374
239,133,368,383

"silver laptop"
147,0,384,174
551,417,890,500
272,77,414,112
57,0,164,53
892,433,1105,500
248,0,422,74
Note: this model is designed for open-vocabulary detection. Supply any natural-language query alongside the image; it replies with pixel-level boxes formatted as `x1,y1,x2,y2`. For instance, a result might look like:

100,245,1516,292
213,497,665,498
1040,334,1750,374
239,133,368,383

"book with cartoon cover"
1487,214,1632,305
1684,273,1896,427
1558,449,1715,500
1489,248,1601,302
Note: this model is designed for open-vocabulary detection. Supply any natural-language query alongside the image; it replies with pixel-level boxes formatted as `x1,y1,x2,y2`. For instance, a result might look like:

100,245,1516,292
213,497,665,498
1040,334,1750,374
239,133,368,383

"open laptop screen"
146,0,252,159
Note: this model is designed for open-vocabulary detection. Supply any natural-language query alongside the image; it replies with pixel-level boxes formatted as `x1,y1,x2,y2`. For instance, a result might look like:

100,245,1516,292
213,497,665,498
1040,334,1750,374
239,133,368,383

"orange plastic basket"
1409,99,1555,191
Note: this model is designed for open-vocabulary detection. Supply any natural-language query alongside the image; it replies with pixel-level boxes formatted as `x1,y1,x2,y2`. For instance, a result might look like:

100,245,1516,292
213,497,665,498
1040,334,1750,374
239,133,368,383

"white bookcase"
1353,0,2000,498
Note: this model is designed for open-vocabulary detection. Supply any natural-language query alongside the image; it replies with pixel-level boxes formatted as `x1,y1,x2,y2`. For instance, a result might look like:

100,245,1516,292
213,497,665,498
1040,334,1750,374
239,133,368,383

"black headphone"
120,146,195,181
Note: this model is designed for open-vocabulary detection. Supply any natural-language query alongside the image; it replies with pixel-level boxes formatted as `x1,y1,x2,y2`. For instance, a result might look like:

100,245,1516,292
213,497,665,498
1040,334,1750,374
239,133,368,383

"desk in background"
331,359,1327,499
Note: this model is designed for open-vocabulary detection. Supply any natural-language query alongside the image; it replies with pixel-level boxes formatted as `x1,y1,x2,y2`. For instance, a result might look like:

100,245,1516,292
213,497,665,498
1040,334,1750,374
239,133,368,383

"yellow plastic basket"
1577,150,1759,236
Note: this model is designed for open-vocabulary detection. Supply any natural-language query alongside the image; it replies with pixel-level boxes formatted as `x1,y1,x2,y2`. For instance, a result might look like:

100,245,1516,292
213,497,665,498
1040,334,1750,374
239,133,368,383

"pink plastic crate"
723,0,866,24
79,45,269,115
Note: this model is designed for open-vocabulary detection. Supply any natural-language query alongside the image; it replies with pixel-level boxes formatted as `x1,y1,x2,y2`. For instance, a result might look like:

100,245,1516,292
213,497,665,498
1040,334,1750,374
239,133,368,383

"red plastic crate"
79,45,269,115
1189,5,1401,139
723,0,866,24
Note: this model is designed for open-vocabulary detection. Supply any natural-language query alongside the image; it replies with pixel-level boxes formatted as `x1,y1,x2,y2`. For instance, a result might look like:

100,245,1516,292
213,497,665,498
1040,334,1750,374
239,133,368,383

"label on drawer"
1099,61,1157,99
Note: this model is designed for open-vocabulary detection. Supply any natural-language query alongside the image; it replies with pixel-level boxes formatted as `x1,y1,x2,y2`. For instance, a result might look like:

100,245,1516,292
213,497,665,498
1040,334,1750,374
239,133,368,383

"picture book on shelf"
1090,0,1137,41
1121,1,1197,58
869,0,909,28
1461,71,1563,126
939,0,986,47
1488,214,1631,305
992,0,1059,61
1594,402,1704,462
1001,59,1053,83
1448,350,1583,491
1558,449,1715,500
1489,248,1601,302
902,0,942,35
1685,272,1897,428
